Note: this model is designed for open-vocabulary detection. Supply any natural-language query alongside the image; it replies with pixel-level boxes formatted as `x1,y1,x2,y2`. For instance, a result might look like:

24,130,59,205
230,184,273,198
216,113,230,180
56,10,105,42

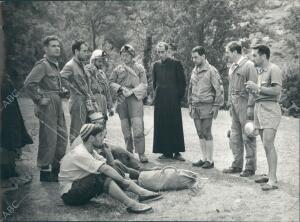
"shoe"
158,154,172,160
126,203,152,213
261,183,278,191
139,154,149,163
222,167,242,174
255,177,269,183
139,193,163,203
192,160,205,167
173,153,185,161
202,161,214,169
240,170,255,177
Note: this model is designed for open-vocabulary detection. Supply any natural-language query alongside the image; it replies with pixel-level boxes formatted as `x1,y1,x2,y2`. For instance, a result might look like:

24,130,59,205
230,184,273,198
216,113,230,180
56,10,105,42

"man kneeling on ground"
59,123,162,213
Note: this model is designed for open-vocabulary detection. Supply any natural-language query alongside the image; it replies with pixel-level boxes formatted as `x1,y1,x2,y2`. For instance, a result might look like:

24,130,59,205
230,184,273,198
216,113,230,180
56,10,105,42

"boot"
139,154,148,163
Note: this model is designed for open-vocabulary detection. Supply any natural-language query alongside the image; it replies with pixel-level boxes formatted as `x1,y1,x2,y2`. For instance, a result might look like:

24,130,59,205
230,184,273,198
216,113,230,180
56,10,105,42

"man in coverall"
60,40,98,143
223,41,258,177
24,35,67,182
85,49,114,120
109,44,148,163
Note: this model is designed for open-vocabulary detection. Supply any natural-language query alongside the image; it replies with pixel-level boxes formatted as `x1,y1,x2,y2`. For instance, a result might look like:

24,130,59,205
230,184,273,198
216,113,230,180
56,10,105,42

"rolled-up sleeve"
270,66,282,86
73,152,106,174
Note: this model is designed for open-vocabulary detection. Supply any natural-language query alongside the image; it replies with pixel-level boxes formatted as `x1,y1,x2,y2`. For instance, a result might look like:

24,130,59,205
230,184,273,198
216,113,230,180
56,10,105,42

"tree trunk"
142,28,153,104
91,19,96,50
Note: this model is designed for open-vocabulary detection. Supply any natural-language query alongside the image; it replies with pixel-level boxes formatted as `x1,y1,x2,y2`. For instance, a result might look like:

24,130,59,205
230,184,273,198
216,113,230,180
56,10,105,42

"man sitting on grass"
70,112,160,173
59,123,162,213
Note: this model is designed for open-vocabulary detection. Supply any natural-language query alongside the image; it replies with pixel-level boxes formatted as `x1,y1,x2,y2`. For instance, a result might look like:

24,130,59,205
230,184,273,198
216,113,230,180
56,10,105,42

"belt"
157,85,176,89
40,90,60,94
231,90,248,97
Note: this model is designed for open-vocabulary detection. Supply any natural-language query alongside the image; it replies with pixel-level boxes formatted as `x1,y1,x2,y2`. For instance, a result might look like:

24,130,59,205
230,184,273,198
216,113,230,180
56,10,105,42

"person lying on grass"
59,123,162,213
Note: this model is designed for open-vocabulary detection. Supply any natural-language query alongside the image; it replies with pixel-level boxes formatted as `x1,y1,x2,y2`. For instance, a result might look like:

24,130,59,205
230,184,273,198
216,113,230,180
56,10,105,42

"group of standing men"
24,35,282,192
187,41,282,191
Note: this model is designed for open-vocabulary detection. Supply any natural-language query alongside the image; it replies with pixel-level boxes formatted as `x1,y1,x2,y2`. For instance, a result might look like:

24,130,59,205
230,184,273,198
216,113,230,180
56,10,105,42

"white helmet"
90,49,108,64
244,121,255,137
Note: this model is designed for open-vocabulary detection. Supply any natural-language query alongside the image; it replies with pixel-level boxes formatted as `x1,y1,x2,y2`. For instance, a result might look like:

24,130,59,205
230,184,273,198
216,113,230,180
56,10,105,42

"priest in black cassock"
152,42,186,161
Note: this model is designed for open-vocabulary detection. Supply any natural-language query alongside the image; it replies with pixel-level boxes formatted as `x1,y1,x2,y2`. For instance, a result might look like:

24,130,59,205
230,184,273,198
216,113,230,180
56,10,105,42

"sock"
200,139,206,161
206,140,214,163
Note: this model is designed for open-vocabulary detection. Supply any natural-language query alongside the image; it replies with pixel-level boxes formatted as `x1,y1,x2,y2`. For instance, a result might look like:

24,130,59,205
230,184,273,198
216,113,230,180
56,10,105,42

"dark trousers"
61,174,108,206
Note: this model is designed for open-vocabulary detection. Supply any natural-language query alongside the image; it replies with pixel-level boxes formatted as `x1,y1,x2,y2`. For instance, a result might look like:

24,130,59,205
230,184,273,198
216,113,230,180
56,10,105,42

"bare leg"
107,179,148,209
262,129,278,185
125,180,157,196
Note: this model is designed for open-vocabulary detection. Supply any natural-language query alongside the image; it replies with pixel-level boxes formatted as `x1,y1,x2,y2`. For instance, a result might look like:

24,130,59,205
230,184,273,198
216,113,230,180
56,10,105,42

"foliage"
281,72,300,117
2,0,299,115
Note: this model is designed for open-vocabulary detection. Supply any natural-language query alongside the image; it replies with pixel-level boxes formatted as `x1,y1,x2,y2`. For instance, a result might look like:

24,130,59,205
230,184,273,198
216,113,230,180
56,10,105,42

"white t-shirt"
58,143,107,195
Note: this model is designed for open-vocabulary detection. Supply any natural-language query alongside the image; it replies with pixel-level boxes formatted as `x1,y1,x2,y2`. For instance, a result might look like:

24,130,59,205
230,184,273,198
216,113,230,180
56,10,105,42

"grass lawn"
2,98,299,221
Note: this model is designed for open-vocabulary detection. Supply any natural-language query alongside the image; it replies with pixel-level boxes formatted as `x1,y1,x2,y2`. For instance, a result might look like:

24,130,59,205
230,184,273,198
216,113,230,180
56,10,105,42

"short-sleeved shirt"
58,143,106,195
255,62,282,102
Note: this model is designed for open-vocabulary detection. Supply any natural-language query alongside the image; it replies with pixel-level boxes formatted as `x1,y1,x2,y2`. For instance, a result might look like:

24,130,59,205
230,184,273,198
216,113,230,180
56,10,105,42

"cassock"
152,57,186,155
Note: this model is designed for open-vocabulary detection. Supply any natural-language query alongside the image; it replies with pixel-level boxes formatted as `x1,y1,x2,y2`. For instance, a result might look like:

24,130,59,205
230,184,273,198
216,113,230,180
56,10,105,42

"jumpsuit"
228,57,258,171
110,62,147,154
24,57,67,170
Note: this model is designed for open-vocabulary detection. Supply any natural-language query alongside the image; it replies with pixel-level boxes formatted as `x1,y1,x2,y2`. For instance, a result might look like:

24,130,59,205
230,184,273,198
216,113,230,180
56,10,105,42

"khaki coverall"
24,57,67,170
85,64,113,116
110,62,147,154
60,58,93,143
228,57,258,171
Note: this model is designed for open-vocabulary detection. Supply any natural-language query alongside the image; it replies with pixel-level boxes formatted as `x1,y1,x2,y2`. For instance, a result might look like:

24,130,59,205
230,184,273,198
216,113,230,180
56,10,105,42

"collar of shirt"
229,56,248,73
258,62,270,74
195,60,210,73
73,57,85,69
45,56,59,69
161,57,172,63
236,56,246,66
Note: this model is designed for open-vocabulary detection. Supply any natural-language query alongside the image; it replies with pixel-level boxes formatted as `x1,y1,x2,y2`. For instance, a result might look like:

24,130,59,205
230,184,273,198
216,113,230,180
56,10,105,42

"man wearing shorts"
59,124,162,213
188,46,223,169
245,45,282,191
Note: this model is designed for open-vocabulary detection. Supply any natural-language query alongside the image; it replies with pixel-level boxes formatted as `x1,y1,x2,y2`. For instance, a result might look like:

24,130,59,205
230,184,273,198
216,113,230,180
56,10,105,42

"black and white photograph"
0,0,299,221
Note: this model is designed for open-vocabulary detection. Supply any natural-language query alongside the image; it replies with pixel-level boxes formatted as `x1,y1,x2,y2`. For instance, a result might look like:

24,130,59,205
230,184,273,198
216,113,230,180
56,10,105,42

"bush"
280,73,300,118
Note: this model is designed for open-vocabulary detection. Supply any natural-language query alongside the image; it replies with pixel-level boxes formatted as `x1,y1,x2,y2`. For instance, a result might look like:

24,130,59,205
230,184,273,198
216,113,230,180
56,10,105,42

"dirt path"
3,98,299,221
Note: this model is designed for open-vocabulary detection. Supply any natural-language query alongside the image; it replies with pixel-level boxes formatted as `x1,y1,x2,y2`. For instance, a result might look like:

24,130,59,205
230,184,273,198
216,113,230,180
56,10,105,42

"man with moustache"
61,40,98,143
152,42,186,161
24,35,67,181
